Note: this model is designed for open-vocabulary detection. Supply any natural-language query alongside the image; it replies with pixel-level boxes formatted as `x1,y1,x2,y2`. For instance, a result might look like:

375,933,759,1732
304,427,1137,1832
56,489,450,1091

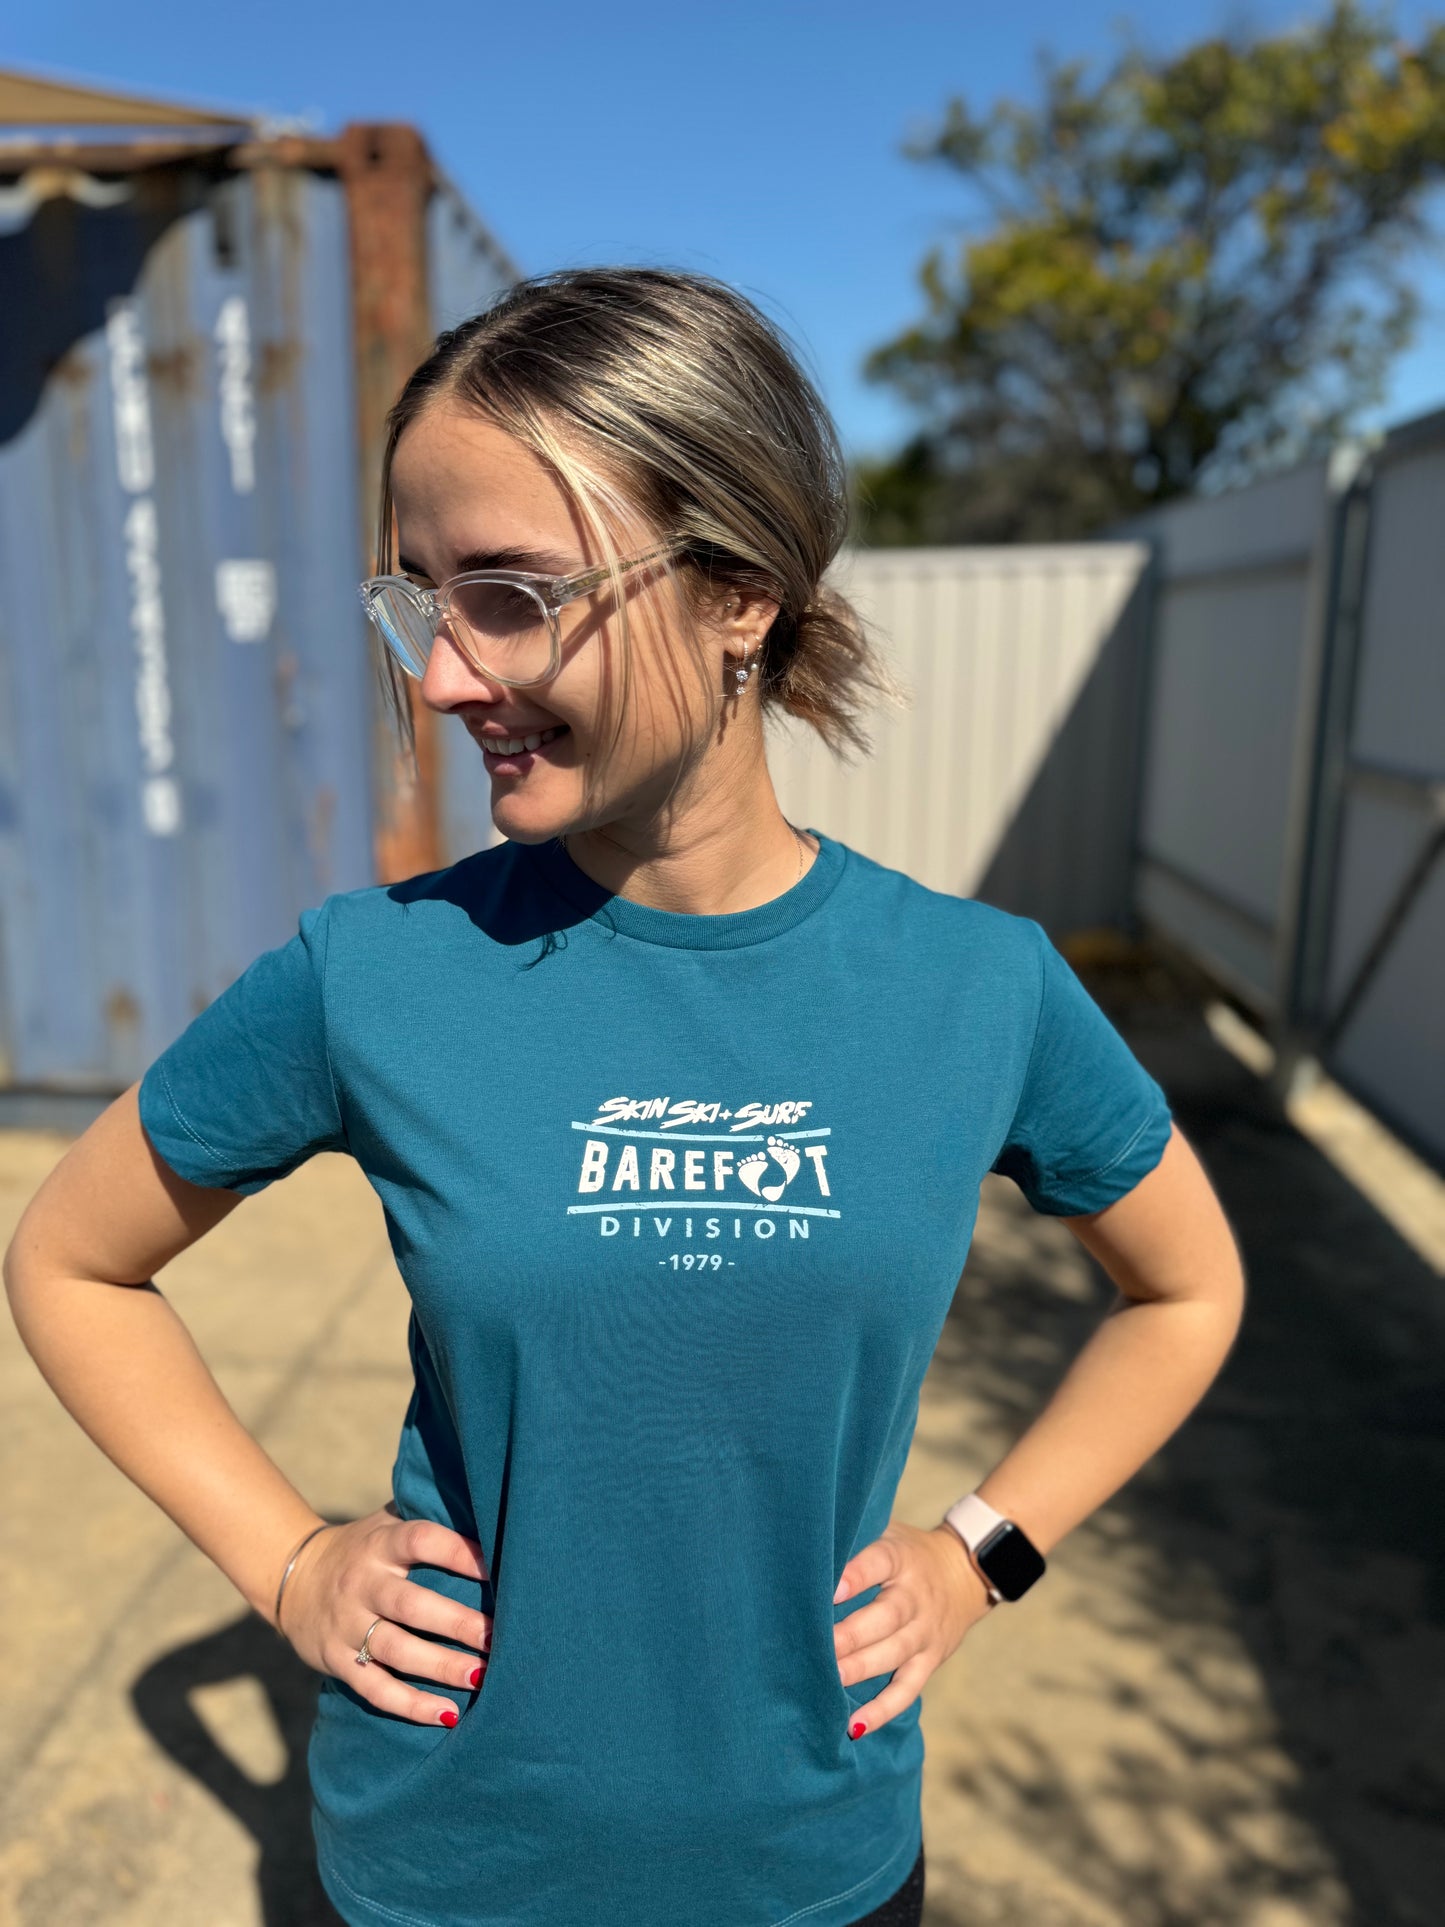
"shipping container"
0,71,517,1099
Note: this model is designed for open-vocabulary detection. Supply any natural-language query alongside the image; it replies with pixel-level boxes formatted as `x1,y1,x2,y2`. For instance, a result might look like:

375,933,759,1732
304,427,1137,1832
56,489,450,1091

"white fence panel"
1118,412,1443,1166
1129,460,1340,1013
766,543,1151,934
1320,419,1445,1163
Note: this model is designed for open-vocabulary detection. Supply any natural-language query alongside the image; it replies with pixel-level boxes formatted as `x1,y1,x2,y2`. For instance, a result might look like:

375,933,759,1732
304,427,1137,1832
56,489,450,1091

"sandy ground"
1,973,1441,1927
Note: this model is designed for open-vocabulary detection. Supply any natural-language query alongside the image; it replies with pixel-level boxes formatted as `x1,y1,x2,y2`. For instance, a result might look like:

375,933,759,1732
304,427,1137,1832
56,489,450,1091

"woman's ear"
715,588,782,665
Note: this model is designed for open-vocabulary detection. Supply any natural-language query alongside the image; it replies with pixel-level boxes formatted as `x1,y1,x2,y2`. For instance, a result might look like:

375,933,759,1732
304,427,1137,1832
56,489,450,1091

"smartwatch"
941,1493,1047,1603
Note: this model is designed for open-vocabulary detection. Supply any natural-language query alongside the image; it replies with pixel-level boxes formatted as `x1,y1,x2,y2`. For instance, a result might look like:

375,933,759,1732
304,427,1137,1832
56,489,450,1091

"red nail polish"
439,1708,459,1727
849,1720,866,1740
469,1667,483,1687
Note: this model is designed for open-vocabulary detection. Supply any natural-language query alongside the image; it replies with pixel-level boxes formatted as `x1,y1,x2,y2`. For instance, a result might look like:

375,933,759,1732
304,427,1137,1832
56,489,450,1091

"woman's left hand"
832,1519,995,1739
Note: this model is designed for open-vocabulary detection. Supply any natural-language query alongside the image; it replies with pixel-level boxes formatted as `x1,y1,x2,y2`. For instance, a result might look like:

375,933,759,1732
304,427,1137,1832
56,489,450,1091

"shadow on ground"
919,957,1445,1927
131,1618,346,1927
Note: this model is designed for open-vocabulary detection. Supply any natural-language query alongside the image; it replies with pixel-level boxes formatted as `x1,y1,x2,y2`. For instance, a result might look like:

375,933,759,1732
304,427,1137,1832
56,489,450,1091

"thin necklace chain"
785,820,810,882
559,821,812,885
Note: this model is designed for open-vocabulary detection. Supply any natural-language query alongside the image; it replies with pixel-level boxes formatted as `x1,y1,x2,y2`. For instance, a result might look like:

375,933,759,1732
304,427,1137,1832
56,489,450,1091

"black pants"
843,1841,924,1927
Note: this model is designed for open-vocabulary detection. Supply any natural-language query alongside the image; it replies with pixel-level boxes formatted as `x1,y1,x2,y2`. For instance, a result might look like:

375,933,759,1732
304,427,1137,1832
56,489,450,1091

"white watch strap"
942,1493,1007,1601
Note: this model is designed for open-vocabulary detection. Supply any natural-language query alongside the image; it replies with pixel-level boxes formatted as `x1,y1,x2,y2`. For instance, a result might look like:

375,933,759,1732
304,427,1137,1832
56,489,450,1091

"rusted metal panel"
0,136,341,178
337,138,520,876
425,169,517,865
0,62,254,127
337,124,441,886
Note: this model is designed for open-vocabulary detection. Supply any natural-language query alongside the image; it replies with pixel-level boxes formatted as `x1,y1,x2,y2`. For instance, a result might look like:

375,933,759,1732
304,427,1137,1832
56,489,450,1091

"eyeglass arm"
553,540,681,603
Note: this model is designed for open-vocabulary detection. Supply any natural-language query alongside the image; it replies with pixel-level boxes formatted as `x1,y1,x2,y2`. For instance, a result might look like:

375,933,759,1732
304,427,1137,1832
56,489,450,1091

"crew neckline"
518,827,847,950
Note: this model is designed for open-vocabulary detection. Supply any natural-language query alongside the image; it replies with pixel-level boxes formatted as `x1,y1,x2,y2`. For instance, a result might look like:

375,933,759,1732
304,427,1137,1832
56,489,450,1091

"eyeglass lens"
367,579,553,679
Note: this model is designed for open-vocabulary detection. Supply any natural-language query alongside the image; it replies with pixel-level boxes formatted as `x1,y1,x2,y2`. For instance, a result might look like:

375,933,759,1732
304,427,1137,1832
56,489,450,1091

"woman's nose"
418,626,508,712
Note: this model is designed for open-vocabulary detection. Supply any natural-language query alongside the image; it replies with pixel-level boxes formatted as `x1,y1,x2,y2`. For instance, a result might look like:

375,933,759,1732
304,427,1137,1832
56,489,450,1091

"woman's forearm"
5,1264,326,1626
973,1288,1242,1554
962,1128,1246,1558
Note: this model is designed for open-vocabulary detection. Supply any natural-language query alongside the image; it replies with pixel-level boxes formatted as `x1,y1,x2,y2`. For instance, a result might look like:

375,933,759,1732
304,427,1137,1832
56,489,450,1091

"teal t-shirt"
138,829,1172,1927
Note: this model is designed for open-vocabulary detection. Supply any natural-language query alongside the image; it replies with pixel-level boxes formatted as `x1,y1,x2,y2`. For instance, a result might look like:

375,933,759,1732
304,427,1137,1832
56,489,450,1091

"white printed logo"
567,1094,839,1254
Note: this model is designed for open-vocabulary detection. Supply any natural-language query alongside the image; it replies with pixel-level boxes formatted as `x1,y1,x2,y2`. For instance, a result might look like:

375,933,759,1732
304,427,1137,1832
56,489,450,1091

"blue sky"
11,0,1445,460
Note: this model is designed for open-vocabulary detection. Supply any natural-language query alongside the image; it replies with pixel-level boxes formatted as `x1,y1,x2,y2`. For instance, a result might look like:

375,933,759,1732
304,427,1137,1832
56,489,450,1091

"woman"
4,267,1244,1927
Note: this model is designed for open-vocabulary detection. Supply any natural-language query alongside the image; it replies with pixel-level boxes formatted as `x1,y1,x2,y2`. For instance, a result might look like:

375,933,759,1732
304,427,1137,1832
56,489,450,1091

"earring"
732,650,754,696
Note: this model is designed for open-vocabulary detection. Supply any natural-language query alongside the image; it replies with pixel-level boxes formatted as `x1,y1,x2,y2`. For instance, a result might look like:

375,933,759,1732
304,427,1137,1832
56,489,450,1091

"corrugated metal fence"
1115,415,1443,1165
771,431,1441,1167
1128,458,1343,1012
768,543,1152,932
1289,419,1443,1162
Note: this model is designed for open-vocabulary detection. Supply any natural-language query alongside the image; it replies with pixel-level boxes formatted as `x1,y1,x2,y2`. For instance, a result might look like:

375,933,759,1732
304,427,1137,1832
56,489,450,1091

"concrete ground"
1,964,1442,1927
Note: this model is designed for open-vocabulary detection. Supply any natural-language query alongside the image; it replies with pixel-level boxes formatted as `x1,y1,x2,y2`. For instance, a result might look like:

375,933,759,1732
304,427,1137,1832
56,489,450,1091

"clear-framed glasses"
357,539,682,686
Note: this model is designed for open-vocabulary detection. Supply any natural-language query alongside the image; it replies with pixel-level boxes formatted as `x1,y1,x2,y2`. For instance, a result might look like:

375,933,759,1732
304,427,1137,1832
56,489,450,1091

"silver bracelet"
273,1522,336,1636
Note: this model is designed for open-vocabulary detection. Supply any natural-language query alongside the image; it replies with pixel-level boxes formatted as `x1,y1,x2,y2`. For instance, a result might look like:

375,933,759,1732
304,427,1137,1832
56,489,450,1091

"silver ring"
355,1617,384,1666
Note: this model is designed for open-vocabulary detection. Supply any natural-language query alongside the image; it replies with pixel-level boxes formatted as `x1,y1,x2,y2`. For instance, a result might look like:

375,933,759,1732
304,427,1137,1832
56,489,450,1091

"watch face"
976,1522,1047,1601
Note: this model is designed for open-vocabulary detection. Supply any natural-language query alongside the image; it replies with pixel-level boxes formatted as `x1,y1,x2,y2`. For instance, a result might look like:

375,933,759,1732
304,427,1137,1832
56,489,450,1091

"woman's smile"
471,722,572,770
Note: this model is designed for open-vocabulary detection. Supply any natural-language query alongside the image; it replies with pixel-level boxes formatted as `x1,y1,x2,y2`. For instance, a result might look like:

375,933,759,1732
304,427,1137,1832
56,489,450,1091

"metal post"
1271,451,1376,1097
1122,537,1163,943
1271,443,1370,1033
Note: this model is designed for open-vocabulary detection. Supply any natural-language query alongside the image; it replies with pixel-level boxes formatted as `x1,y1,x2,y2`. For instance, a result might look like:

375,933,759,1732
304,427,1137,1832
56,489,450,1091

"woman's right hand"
277,1505,492,1726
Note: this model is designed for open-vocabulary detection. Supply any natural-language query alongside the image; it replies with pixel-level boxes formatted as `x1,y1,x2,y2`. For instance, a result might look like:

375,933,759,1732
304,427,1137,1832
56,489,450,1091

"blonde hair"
372,266,901,803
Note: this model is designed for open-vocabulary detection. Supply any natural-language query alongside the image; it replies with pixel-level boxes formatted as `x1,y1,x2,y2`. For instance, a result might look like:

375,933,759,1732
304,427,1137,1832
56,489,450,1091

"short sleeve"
990,922,1173,1216
138,901,348,1195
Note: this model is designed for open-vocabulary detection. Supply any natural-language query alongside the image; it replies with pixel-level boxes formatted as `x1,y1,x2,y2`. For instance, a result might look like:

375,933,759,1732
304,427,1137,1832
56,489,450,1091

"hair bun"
760,579,905,756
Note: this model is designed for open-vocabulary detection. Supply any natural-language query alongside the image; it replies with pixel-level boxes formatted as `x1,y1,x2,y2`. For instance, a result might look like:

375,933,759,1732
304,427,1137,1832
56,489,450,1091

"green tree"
855,2,1445,545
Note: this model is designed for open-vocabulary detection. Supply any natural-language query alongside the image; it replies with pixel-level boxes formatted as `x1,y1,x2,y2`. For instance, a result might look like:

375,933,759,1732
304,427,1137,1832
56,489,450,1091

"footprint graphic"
737,1136,801,1204
737,1149,770,1199
765,1136,801,1196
